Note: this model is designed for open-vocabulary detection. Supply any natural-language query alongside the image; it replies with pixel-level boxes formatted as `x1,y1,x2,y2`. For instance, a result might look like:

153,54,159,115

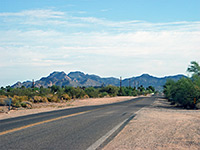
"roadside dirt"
0,96,137,120
103,98,200,150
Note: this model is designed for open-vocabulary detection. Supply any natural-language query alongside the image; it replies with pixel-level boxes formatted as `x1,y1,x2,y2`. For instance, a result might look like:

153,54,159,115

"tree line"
163,61,200,108
0,84,155,108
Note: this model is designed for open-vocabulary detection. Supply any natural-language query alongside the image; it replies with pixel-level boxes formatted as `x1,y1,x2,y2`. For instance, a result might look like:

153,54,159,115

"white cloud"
0,9,200,86
1,9,200,32
0,9,65,18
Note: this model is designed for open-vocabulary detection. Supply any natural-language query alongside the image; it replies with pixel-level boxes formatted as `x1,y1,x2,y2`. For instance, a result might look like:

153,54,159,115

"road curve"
0,96,157,150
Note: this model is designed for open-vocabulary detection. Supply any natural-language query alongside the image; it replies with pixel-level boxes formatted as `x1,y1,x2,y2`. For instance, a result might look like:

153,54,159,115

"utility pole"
129,78,131,88
120,77,122,95
32,79,35,88
120,76,122,88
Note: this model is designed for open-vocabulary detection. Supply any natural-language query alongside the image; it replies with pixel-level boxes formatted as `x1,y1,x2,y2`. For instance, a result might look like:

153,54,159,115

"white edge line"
86,106,149,150
86,118,129,150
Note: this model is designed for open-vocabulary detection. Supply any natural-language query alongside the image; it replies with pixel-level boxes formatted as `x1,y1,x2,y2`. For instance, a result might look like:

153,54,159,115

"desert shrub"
0,95,7,99
196,102,200,109
33,96,40,103
0,95,8,106
32,96,49,103
76,88,87,99
83,94,90,99
125,87,133,96
146,86,155,93
163,77,199,108
41,97,49,103
132,90,138,96
193,75,200,100
47,94,53,98
85,87,99,98
48,95,60,103
99,92,109,98
33,96,42,103
122,87,137,96
39,87,51,96
11,97,17,107
20,102,26,107
61,94,71,101
0,99,5,106
11,95,28,107
20,101,32,108
0,88,6,95
174,78,195,108
13,101,21,108
12,95,28,102
137,85,145,95
64,87,77,99
163,79,177,102
100,85,119,97
65,87,87,99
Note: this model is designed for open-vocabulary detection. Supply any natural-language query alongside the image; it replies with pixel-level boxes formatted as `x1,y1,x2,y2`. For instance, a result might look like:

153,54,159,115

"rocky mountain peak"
68,71,85,79
48,71,67,79
139,74,153,78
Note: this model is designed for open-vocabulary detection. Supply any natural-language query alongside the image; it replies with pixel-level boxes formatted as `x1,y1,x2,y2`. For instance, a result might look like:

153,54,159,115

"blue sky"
1,0,200,22
0,0,200,86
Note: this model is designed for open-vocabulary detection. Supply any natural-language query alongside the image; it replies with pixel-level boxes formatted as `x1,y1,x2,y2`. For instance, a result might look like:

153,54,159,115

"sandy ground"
103,98,200,150
0,96,137,120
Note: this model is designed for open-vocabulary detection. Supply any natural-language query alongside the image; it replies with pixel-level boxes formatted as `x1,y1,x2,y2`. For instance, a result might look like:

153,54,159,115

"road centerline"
0,109,93,136
0,97,145,136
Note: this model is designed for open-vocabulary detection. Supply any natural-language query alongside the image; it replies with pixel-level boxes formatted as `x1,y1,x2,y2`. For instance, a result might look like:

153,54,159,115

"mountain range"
12,71,186,91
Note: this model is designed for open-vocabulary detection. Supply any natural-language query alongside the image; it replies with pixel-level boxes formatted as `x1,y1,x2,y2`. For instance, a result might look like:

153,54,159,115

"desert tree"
187,61,200,76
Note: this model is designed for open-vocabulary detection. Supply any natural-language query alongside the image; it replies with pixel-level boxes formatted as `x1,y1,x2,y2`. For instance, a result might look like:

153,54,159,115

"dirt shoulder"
0,96,138,120
103,98,200,150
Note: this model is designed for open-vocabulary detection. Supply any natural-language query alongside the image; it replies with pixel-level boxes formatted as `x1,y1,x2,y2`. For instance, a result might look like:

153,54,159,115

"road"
0,96,157,150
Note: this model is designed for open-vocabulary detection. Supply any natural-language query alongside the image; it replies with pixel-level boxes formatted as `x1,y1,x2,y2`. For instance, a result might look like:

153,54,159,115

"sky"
0,0,200,87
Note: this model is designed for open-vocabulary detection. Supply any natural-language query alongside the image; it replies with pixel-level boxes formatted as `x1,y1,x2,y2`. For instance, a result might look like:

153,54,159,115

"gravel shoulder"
0,96,138,120
103,97,200,150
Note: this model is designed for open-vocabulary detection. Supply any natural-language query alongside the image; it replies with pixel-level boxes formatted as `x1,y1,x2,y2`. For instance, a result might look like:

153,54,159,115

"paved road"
0,96,157,150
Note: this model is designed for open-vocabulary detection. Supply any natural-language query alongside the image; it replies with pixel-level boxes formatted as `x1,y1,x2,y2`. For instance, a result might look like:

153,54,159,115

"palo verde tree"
163,61,200,108
187,61,200,76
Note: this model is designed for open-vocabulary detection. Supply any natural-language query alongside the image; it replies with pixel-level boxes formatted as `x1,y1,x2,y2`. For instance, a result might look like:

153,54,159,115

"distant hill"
12,71,186,91
122,74,185,91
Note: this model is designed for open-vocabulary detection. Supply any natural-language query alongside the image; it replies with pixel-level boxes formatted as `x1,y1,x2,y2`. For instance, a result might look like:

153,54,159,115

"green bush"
21,102,27,107
99,92,109,98
174,78,196,108
163,76,200,108
85,87,99,98
100,85,119,97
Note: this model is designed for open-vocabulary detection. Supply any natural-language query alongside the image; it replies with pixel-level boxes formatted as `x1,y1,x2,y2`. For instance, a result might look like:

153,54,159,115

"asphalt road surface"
0,96,157,150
